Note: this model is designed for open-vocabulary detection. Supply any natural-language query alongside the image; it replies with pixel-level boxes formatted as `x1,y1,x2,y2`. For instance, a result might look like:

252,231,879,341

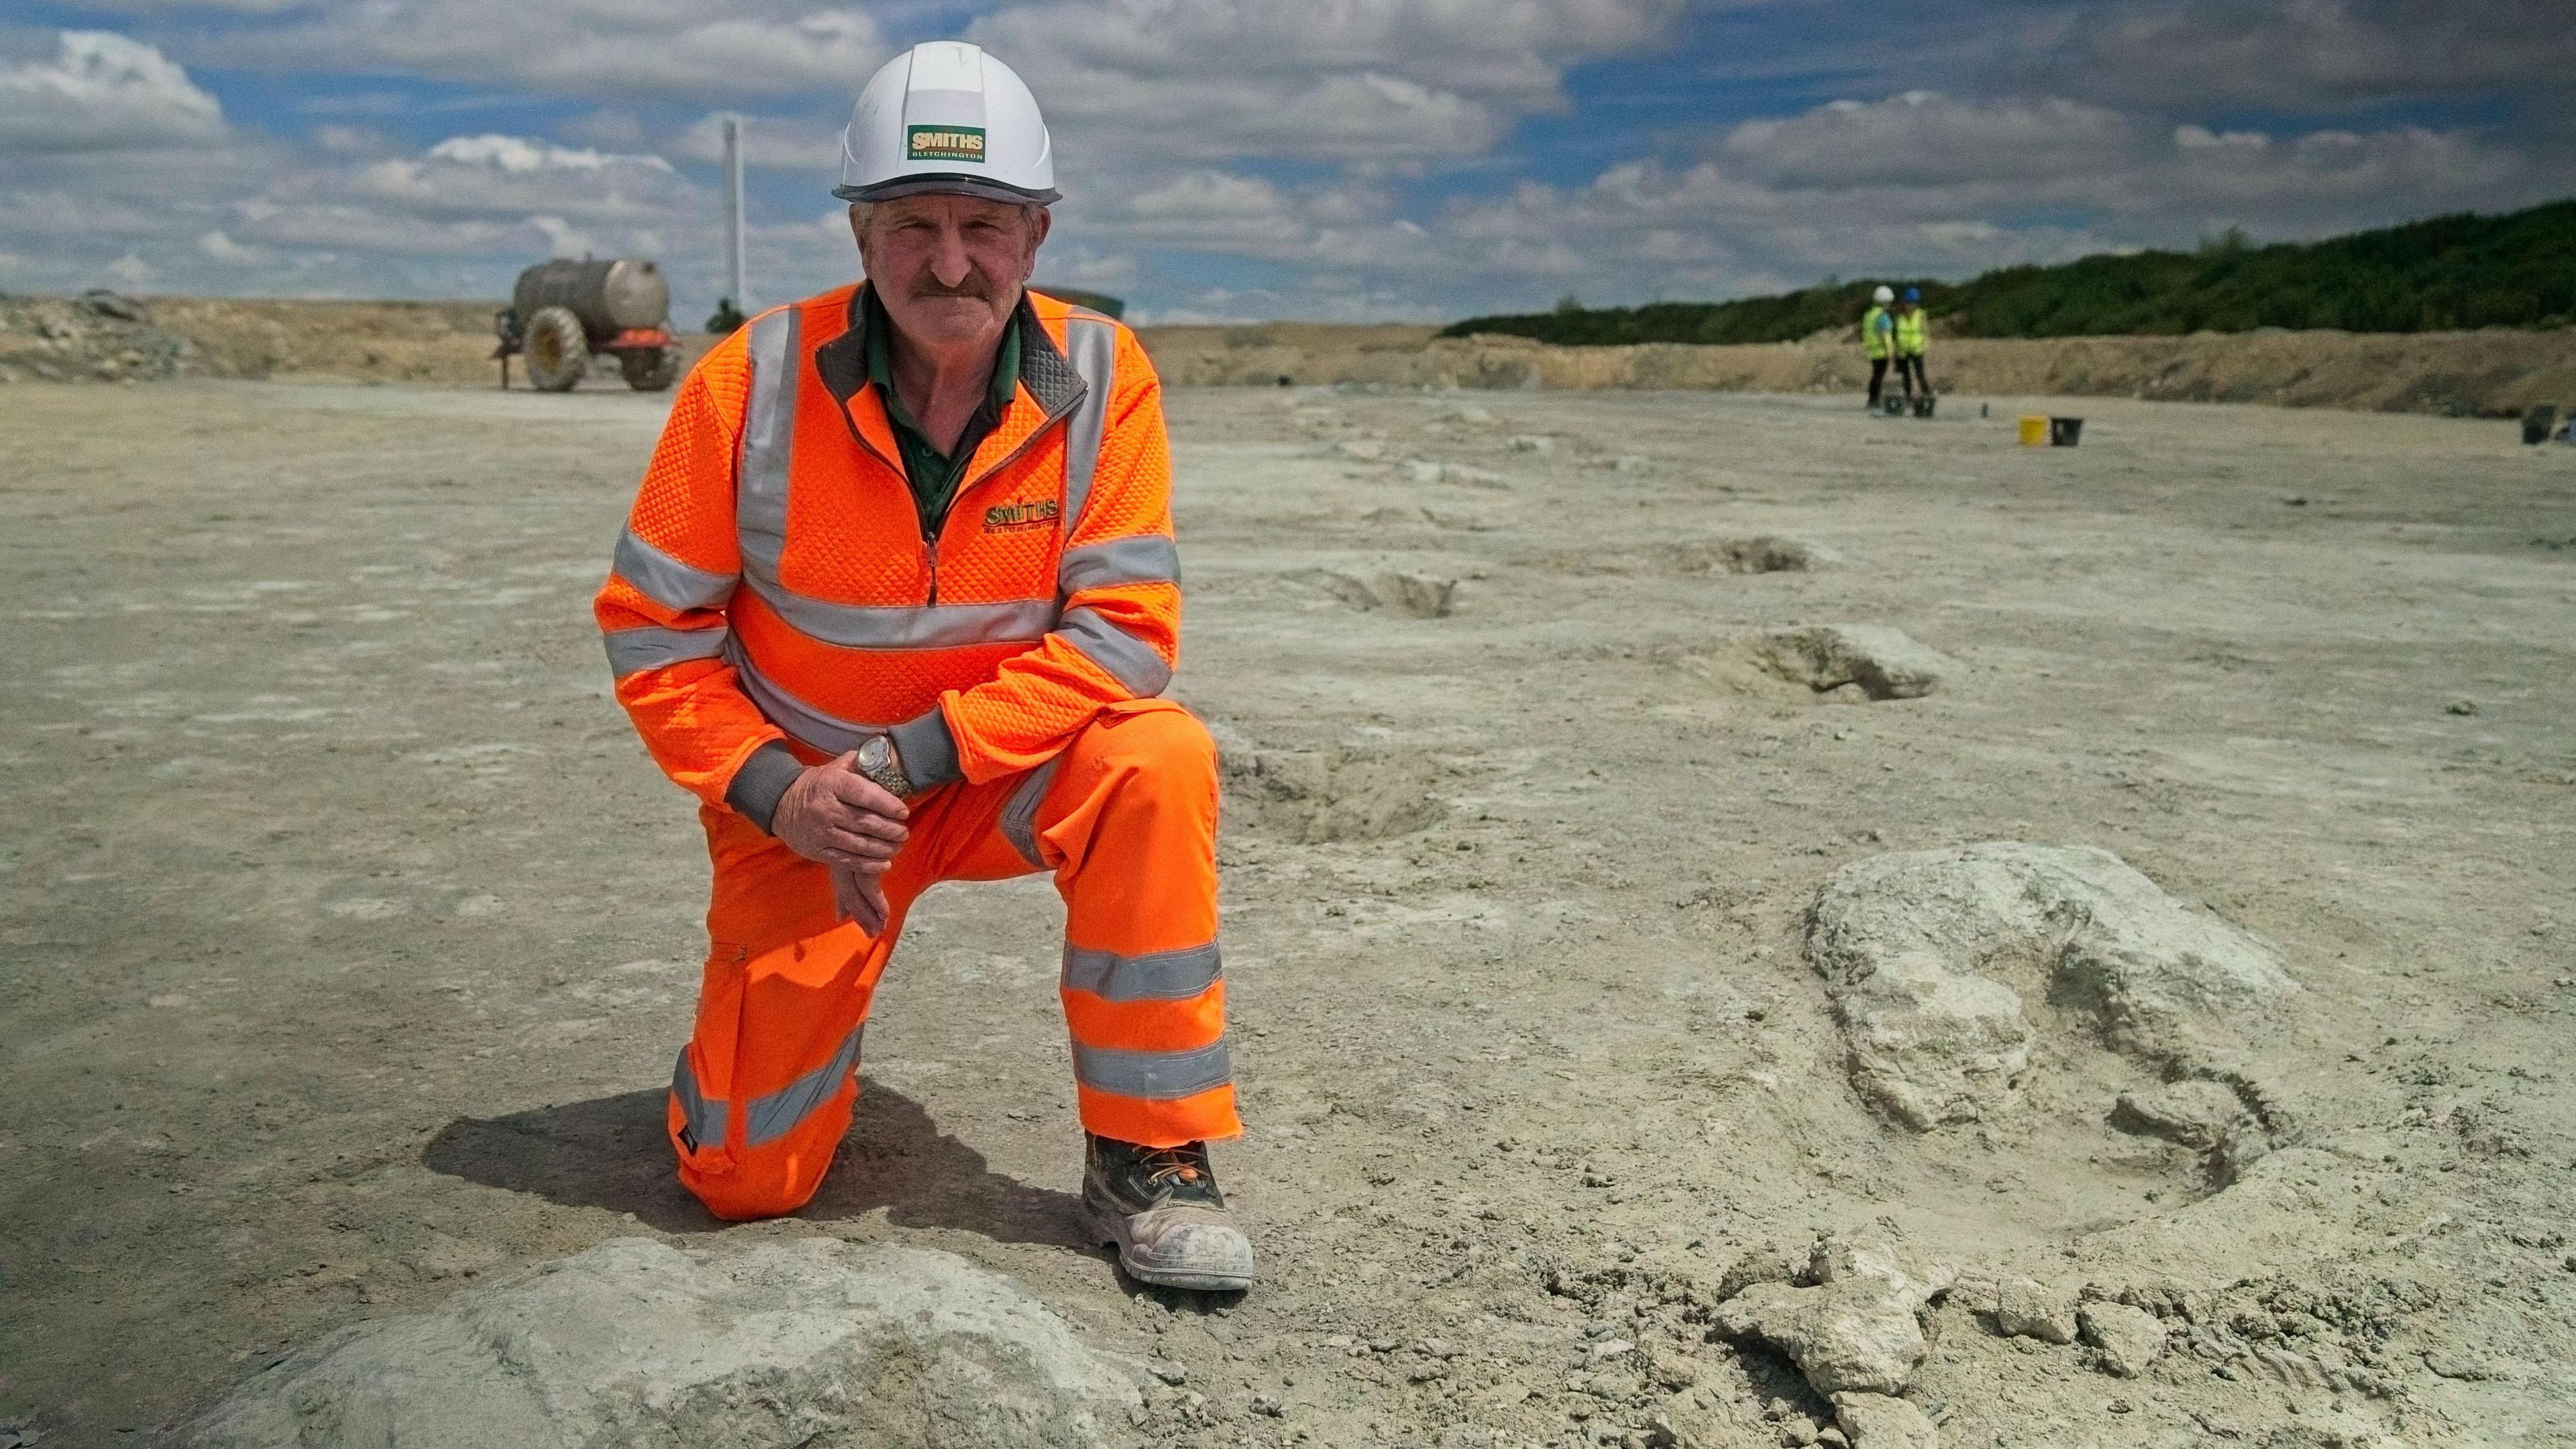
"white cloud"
973,0,1686,163
2012,0,2576,112
197,228,270,265
0,31,224,153
675,111,847,173
423,134,673,175
190,3,890,103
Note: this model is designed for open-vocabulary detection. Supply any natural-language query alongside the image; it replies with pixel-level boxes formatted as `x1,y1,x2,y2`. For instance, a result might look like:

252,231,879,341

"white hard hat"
1873,285,1895,304
837,42,1059,206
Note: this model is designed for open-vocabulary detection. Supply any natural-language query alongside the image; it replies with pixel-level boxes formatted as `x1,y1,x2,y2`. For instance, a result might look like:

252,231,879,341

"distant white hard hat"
837,42,1058,206
1873,285,1895,304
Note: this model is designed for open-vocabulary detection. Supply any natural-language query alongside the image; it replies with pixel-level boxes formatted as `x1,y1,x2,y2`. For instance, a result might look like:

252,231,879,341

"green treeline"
1441,199,2576,345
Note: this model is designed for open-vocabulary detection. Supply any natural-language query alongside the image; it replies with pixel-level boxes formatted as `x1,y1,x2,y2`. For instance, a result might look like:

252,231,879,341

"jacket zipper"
834,378,1087,614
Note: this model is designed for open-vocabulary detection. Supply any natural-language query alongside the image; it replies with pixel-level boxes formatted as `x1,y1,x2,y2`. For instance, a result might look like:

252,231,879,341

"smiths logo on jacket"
983,498,1059,533
907,126,987,163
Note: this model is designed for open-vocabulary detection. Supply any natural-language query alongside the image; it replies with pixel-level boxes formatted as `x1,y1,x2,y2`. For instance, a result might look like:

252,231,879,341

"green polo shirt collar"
863,286,1020,534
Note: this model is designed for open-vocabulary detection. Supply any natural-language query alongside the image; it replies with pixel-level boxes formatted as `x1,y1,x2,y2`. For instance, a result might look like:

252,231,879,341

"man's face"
854,195,1051,350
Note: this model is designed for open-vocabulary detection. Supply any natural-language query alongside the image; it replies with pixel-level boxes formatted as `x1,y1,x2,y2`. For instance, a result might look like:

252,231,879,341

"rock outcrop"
1712,1234,1956,1397
1805,843,2297,1129
186,1237,1141,1449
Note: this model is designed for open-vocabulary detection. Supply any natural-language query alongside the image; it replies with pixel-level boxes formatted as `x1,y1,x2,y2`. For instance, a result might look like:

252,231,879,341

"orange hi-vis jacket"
593,284,1179,811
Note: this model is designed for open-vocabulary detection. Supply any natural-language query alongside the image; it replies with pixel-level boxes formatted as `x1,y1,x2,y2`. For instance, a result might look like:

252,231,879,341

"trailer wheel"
523,306,589,392
621,347,680,392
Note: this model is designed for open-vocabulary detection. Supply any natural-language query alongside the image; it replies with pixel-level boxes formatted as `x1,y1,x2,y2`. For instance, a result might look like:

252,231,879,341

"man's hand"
773,751,910,873
830,864,891,936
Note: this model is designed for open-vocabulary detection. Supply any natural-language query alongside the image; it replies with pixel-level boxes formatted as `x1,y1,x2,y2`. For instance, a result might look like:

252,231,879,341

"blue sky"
3,1,2570,323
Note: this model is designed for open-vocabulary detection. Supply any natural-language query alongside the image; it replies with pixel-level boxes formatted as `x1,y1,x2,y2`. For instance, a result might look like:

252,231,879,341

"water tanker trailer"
493,258,679,392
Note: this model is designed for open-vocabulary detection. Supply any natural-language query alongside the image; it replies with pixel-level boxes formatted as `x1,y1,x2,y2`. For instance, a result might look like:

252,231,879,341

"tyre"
523,305,590,392
621,347,680,392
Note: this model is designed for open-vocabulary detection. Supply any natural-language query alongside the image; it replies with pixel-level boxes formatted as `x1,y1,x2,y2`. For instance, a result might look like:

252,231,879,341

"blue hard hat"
1901,287,1921,303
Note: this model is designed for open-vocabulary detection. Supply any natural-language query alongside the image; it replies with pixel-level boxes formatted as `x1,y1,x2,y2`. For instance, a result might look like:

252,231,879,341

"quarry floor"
1,378,2573,1448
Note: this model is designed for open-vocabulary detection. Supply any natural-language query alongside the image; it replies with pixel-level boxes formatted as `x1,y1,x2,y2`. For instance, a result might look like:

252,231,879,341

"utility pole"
723,115,748,313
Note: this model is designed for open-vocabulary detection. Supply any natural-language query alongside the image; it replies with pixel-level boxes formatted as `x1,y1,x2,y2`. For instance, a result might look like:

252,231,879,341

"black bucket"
2049,417,2084,447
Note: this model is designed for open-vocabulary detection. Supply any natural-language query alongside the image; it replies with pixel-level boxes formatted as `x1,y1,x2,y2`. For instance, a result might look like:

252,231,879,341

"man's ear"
1025,206,1053,272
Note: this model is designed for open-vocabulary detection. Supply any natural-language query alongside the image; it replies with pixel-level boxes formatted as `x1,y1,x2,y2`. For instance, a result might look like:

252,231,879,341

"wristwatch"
854,734,912,799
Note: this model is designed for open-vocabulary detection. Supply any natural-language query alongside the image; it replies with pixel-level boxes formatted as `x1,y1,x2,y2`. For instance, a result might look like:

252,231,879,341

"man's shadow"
423,1077,1085,1246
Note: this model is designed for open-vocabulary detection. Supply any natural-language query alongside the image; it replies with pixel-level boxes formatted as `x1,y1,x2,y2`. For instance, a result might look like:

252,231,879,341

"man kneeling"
592,41,1251,1291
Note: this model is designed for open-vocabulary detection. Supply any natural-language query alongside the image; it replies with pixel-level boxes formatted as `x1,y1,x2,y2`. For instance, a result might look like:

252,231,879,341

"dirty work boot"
1083,1135,1255,1291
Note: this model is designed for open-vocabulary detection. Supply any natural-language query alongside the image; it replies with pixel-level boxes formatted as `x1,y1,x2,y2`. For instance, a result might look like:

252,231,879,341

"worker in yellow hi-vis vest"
1892,287,1931,411
1861,284,1896,409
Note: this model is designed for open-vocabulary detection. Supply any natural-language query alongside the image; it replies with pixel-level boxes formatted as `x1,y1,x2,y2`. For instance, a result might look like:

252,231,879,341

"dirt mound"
0,294,716,387
1218,744,1447,842
1138,319,2576,417
1309,568,1460,617
1703,625,1952,702
1665,536,1823,575
0,292,199,382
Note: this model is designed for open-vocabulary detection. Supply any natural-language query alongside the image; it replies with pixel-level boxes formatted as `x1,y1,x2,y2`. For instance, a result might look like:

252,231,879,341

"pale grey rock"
2078,1301,2169,1379
186,1236,1140,1449
1374,571,1459,619
1831,1392,1939,1449
1992,1278,2078,1345
2110,1079,2249,1149
1807,843,2298,1129
1748,625,1951,700
1713,1234,1955,1396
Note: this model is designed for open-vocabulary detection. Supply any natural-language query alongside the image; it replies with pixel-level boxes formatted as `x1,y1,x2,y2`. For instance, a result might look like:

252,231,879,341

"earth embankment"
1140,321,2576,417
5,292,2573,416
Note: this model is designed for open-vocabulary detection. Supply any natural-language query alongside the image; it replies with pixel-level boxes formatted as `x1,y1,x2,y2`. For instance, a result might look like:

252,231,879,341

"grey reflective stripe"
1000,756,1063,867
1062,942,1222,1002
1062,313,1116,531
745,1022,864,1146
1071,1038,1233,1100
670,1048,727,1150
602,625,729,677
1058,606,1173,695
725,639,896,754
1059,534,1179,594
613,529,736,612
745,591,1059,651
735,307,800,599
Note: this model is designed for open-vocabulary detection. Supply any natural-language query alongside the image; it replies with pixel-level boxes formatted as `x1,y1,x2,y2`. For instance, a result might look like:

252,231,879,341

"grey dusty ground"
1,378,2573,1448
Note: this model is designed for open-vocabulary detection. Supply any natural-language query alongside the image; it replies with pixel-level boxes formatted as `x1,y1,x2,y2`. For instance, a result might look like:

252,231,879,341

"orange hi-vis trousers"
666,699,1237,1222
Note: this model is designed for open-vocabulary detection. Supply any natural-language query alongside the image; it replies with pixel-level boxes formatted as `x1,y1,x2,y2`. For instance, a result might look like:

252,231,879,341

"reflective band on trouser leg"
671,838,893,1222
1000,756,1063,867
745,1023,863,1146
1063,942,1222,1001
1038,699,1238,1146
669,1045,727,1155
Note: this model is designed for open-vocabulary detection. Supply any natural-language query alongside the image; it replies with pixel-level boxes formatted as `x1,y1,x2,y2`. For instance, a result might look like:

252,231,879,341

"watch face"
857,735,892,769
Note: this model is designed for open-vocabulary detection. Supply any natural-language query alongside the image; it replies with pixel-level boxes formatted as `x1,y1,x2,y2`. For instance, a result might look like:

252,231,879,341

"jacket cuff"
724,741,803,834
889,705,962,792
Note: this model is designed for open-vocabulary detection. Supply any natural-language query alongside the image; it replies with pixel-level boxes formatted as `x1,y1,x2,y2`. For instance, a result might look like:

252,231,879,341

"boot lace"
1138,1144,1207,1189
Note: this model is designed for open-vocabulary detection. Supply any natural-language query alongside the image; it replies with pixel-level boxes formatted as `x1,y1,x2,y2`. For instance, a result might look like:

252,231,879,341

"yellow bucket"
2017,415,2049,447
